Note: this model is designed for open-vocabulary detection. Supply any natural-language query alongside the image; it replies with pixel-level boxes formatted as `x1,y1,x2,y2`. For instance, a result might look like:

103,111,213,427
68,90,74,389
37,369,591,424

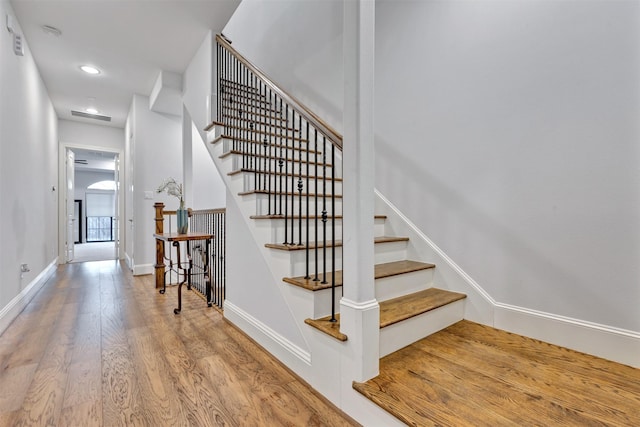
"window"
86,192,115,242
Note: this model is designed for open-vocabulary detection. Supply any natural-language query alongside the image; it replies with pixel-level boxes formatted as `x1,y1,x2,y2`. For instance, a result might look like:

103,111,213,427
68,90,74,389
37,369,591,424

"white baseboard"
375,189,640,368
124,252,133,271
0,260,57,336
224,301,312,374
133,263,153,276
495,304,640,368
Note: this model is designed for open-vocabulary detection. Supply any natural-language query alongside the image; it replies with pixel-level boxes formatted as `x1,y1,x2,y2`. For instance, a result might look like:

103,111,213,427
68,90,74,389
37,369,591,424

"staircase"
206,35,470,425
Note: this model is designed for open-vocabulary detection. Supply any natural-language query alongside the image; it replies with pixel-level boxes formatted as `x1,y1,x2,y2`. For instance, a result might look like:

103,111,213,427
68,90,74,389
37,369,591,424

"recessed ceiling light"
80,65,100,75
85,108,99,115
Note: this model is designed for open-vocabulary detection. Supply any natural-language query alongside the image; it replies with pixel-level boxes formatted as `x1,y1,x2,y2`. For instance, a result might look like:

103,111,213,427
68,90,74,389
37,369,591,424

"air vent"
74,159,88,165
71,110,111,122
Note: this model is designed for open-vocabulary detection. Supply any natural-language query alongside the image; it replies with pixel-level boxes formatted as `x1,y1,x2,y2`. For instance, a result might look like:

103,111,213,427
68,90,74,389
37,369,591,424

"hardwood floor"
354,320,640,426
0,261,358,426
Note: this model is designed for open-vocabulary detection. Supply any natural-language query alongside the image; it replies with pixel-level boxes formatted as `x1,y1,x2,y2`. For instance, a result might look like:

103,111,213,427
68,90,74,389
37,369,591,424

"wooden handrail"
216,34,343,151
191,208,226,215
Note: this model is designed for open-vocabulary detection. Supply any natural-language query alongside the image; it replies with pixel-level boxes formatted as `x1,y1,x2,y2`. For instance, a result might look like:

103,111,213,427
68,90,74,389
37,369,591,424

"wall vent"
71,110,111,122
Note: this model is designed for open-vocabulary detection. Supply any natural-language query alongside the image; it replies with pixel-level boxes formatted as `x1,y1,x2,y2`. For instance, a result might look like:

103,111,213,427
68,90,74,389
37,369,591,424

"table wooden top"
154,232,214,242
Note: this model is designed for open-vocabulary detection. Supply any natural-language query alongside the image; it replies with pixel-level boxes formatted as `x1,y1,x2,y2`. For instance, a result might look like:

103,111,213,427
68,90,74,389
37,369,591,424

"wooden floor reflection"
0,261,358,426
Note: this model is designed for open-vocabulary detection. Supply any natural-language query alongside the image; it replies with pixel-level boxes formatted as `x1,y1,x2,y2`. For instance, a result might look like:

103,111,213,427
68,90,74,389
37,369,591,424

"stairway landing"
353,320,640,426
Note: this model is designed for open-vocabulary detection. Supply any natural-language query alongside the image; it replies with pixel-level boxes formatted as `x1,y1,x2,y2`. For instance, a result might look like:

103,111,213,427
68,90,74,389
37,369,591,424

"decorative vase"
177,200,188,234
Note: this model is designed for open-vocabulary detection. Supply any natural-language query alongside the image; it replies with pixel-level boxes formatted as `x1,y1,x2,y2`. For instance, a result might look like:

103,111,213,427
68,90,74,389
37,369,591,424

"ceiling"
73,148,116,173
10,0,241,128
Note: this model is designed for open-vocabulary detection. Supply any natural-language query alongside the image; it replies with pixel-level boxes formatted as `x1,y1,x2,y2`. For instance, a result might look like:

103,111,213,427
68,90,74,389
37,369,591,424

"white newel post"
341,0,379,383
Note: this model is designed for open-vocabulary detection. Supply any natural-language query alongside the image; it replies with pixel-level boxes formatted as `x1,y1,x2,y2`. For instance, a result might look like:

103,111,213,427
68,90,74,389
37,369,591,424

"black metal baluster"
283,104,289,244
267,88,273,215
298,114,303,246
331,142,337,322
260,81,266,192
321,136,328,284
233,56,239,151
242,65,248,170
290,110,296,246
278,98,284,220
304,121,310,280
217,43,221,123
313,128,319,282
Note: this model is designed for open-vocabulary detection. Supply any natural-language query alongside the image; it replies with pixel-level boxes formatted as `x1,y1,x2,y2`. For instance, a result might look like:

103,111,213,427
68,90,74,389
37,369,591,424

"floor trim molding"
224,301,312,369
0,260,57,335
495,303,640,368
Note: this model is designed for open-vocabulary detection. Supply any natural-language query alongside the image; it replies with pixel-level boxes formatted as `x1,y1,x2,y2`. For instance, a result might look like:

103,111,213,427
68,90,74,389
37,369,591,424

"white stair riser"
284,240,408,277
255,217,386,243
241,173,343,195
312,287,343,319
375,269,435,302
229,155,339,179
222,137,317,160
221,138,339,166
221,127,302,142
249,194,342,217
379,299,465,357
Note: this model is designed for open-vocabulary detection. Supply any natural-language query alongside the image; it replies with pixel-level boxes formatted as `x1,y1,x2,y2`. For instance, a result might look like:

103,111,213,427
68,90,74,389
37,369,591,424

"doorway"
61,146,122,263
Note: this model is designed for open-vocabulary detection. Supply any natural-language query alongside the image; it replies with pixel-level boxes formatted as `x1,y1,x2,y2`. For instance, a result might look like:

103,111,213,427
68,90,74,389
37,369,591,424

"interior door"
113,153,120,259
66,149,75,262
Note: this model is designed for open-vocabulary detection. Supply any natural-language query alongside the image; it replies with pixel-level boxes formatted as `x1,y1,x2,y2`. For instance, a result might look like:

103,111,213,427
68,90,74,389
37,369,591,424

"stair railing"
216,34,342,322
189,208,226,309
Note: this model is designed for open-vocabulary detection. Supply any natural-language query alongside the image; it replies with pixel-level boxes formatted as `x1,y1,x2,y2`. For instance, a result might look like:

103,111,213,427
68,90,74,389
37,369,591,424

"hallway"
0,261,357,426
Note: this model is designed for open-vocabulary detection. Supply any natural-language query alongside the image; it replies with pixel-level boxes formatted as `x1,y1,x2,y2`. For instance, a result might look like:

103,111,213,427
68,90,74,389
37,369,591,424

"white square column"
340,0,379,383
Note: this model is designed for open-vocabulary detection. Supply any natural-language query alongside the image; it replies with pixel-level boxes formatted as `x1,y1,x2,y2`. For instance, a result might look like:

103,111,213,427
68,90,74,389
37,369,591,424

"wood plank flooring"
0,261,358,426
354,320,640,426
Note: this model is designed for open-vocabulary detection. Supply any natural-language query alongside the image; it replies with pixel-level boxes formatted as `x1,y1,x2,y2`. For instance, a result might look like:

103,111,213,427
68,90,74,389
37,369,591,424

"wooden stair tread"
305,287,464,343
219,134,308,145
374,260,435,279
266,236,408,252
231,169,343,181
283,260,432,291
239,189,343,198
379,288,466,328
221,151,330,166
222,95,272,106
304,315,347,341
221,122,299,133
250,214,385,220
222,111,287,123
223,110,287,122
220,78,260,91
353,320,640,426
219,139,319,154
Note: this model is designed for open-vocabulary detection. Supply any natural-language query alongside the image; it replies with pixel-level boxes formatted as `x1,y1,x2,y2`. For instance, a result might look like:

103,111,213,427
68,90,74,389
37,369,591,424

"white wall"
223,0,639,336
183,31,214,141
0,0,58,319
375,0,640,333
58,119,124,151
223,0,344,133
191,122,226,210
128,94,182,274
183,32,226,210
124,107,135,268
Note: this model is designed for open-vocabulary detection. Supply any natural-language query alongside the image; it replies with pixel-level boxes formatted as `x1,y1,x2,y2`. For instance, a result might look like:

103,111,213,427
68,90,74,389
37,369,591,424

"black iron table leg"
205,238,212,307
173,240,182,314
159,239,167,294
186,241,192,291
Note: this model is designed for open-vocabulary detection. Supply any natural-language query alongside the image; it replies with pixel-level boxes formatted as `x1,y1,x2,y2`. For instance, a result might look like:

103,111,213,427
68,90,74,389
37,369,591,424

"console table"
154,232,214,314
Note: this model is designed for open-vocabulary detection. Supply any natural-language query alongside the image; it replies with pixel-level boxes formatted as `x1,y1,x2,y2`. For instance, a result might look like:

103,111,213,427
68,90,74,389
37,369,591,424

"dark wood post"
154,202,165,289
